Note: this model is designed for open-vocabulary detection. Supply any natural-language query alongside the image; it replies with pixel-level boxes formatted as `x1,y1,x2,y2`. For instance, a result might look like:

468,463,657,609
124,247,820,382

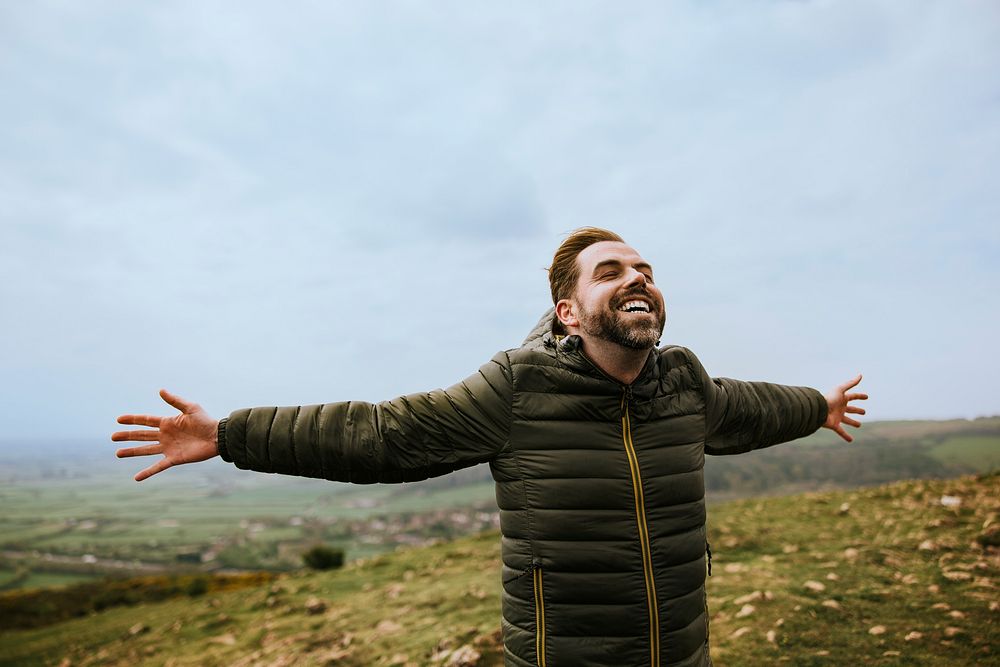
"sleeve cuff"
815,389,829,430
217,417,232,462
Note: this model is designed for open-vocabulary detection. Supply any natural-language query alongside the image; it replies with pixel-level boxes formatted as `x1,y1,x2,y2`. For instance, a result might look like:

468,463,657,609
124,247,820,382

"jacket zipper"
533,565,546,667
622,387,660,667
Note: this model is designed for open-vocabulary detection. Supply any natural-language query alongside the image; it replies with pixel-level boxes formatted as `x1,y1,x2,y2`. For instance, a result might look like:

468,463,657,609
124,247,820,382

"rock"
901,574,919,585
843,548,859,560
729,627,751,639
385,583,405,599
815,650,830,656
774,618,785,627
919,540,938,551
869,625,887,636
932,603,951,610
883,651,901,657
782,544,799,554
733,591,764,605
375,619,403,635
949,610,966,619
940,495,962,508
735,604,755,618
944,627,964,637
804,580,826,593
826,573,840,581
904,631,923,641
320,647,353,663
446,645,481,666
821,600,841,610
838,503,851,515
209,633,237,646
927,584,941,594
724,563,747,573
990,601,999,612
766,630,777,644
942,571,972,582
305,597,327,615
128,623,149,636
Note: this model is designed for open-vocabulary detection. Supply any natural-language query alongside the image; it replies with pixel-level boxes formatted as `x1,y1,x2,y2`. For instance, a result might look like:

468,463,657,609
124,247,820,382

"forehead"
576,241,650,273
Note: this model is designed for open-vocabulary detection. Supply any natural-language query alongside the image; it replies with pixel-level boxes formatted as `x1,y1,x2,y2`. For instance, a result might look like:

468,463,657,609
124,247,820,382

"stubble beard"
578,300,666,350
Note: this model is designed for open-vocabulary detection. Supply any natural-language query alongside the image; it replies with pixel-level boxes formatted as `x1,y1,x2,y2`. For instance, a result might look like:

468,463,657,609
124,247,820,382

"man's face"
563,241,666,350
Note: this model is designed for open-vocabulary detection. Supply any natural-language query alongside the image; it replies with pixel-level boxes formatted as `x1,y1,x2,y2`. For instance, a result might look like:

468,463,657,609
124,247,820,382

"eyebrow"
592,259,654,276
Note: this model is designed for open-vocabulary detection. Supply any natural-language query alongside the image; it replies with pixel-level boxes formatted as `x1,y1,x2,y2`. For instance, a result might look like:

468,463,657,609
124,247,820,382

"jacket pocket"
533,565,546,667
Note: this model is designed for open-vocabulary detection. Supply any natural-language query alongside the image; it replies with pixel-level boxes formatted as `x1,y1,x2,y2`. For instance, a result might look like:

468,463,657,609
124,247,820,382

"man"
114,227,866,666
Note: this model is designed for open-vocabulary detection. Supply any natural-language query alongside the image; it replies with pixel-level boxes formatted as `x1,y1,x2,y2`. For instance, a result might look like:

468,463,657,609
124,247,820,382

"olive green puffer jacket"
218,310,827,667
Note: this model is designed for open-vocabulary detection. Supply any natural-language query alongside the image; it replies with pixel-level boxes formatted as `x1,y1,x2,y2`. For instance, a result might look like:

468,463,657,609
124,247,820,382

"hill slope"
2,474,997,666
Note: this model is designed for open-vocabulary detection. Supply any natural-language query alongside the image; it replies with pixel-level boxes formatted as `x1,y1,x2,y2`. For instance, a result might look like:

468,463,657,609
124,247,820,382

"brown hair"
548,227,625,305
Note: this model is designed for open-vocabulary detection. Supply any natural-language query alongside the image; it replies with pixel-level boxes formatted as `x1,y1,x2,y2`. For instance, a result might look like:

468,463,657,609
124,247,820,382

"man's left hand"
824,374,868,442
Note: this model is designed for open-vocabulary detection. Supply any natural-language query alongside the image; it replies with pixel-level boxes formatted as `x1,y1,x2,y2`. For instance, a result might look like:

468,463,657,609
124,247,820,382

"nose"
624,268,648,287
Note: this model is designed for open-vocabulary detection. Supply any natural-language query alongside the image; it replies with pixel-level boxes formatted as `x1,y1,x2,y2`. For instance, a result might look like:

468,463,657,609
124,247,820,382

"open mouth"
617,299,651,313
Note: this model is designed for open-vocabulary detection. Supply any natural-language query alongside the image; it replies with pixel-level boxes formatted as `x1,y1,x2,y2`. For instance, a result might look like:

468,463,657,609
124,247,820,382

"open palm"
112,389,219,481
823,374,868,442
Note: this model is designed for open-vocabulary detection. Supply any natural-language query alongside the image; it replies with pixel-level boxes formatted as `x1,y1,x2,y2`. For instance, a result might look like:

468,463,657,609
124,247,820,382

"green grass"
929,436,1000,470
2,474,996,666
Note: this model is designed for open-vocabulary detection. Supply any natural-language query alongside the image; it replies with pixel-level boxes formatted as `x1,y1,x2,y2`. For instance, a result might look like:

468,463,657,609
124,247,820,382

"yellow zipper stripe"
534,567,546,667
622,395,660,667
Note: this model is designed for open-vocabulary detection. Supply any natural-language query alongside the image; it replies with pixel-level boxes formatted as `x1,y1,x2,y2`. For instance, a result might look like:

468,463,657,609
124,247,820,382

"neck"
574,334,651,385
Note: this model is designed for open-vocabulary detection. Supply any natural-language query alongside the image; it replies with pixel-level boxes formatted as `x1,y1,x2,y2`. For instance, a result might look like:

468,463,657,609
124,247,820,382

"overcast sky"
1,1,998,447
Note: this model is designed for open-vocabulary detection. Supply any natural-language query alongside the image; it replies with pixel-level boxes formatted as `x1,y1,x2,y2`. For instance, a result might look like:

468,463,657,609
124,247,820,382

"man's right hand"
113,389,220,481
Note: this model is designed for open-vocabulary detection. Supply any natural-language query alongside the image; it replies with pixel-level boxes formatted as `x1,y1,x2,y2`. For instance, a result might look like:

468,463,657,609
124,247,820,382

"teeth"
618,300,650,313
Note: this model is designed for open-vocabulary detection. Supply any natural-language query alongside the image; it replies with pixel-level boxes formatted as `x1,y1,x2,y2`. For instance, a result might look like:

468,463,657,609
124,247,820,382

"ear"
555,299,579,329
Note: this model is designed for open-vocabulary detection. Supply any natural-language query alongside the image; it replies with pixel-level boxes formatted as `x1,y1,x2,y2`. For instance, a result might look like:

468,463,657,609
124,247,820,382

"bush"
185,576,209,597
302,545,345,571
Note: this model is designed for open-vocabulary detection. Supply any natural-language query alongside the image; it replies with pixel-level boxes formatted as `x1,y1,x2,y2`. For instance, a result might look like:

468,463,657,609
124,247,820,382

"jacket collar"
521,308,661,399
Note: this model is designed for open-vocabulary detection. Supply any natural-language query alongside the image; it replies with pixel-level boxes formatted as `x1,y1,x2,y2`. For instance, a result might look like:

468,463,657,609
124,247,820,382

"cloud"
1,1,999,439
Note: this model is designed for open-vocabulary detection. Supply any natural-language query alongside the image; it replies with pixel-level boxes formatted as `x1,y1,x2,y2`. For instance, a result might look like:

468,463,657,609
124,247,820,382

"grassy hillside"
2,473,996,666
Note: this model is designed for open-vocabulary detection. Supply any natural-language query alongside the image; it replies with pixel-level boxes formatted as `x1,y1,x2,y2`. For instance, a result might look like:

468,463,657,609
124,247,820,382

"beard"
578,295,666,350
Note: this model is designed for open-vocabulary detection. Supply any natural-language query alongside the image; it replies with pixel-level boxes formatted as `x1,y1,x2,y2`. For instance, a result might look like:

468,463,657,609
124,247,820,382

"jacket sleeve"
683,348,828,456
216,351,513,483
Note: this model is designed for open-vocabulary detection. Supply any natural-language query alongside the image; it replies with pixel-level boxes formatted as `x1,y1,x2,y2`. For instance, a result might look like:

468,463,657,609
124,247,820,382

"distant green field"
929,435,1000,470
0,569,98,589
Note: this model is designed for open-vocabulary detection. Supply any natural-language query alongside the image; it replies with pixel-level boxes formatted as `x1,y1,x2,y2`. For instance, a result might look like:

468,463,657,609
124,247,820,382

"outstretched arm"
821,373,868,442
113,352,513,484
112,389,220,481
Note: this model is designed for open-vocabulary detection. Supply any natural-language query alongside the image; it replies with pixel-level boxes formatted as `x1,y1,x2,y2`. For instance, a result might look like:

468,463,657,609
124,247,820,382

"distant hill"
2,473,996,666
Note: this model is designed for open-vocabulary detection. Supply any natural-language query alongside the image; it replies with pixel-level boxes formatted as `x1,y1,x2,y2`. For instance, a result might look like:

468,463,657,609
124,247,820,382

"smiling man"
114,227,867,667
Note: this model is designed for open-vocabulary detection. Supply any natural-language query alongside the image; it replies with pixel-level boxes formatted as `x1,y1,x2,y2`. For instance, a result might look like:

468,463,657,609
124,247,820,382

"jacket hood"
521,307,559,349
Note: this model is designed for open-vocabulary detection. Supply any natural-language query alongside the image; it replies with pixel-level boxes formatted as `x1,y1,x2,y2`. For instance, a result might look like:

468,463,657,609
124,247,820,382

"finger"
116,414,161,427
842,416,862,428
160,389,195,414
846,393,869,402
135,458,172,482
838,374,863,391
116,444,163,458
834,425,854,443
111,429,161,442
846,406,866,415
